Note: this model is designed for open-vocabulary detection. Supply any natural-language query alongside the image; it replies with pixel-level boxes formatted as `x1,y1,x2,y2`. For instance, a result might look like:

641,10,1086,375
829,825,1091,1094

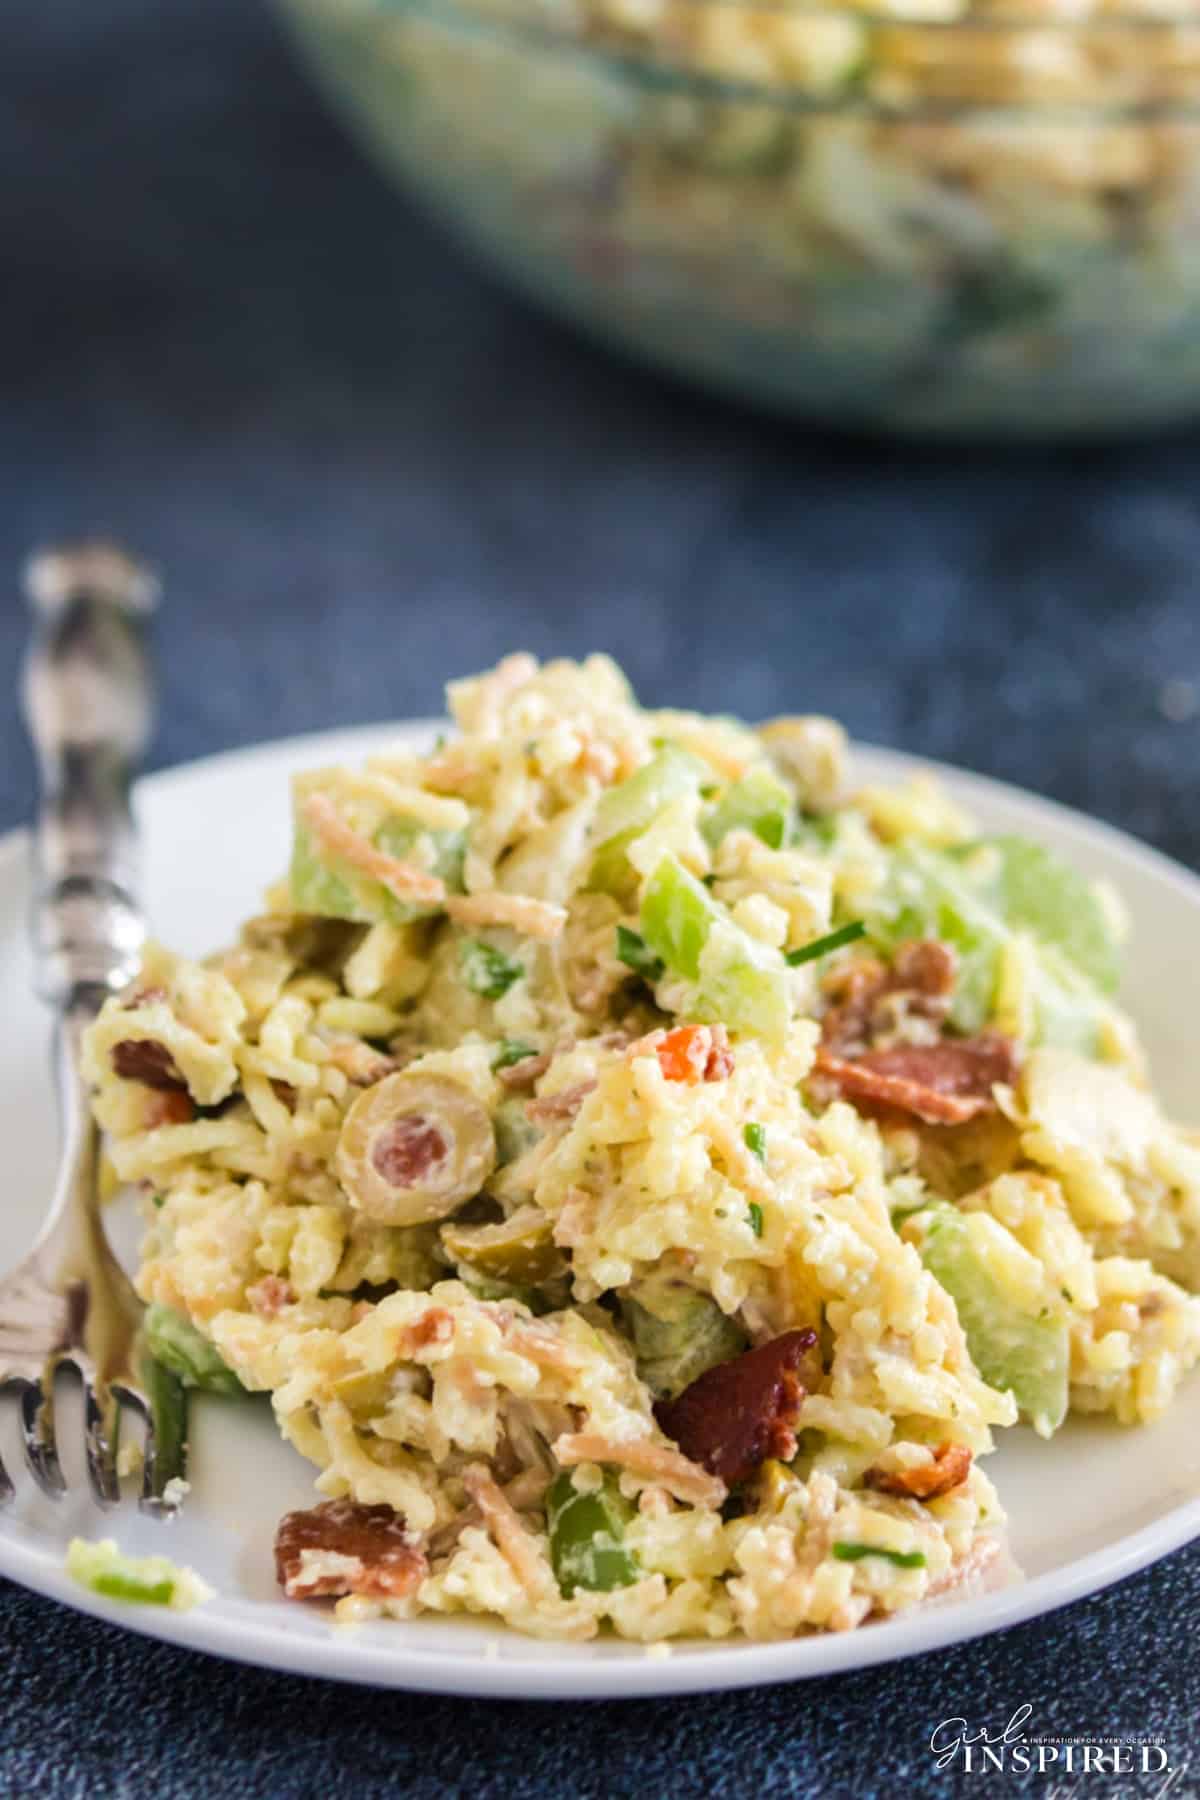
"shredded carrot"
462,1464,553,1598
446,892,567,940
300,794,446,907
552,1431,726,1510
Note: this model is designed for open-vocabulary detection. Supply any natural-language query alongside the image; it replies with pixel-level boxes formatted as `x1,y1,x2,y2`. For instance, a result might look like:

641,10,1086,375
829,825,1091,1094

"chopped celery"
860,844,1116,1052
459,938,523,999
587,748,706,894
639,855,791,1040
546,1471,640,1597
954,836,1121,995
640,855,715,981
66,1538,212,1610
143,1304,244,1396
621,1276,747,1400
289,806,463,925
702,766,794,852
915,1204,1069,1437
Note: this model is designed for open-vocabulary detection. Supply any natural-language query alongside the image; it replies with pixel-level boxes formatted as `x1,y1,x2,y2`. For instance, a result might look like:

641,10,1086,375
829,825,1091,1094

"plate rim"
1,720,1198,1699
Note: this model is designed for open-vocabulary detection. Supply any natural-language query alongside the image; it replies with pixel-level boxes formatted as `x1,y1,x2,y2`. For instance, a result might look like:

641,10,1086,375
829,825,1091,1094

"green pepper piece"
546,1470,640,1597
143,1304,244,1396
621,1276,747,1401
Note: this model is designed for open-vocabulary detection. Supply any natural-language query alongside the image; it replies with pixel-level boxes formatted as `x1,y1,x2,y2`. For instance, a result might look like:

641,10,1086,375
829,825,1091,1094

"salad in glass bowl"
275,0,1200,436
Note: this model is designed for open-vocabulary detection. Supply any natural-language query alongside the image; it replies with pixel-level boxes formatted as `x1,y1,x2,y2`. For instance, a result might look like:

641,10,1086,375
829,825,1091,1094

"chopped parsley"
747,1202,764,1238
785,920,866,968
832,1541,927,1569
459,939,523,1000
743,1122,767,1162
492,1040,538,1071
615,925,664,982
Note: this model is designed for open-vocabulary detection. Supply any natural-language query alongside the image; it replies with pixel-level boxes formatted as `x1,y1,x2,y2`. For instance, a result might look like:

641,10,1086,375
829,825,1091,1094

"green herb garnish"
747,1202,764,1238
459,939,523,1000
492,1039,538,1071
743,1123,767,1162
832,1542,927,1569
615,925,665,982
785,920,866,968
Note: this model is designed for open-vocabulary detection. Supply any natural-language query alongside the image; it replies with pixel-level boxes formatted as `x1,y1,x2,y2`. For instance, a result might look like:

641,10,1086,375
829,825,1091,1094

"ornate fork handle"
23,542,158,1012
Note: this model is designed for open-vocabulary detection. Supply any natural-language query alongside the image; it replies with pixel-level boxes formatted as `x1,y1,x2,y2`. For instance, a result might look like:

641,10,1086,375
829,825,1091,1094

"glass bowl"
274,0,1200,437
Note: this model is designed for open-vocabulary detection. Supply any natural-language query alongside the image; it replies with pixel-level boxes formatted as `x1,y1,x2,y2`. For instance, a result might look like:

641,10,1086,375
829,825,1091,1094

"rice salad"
83,654,1200,1642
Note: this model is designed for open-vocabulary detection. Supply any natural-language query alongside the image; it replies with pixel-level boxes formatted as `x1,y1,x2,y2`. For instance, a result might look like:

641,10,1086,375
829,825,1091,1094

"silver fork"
0,542,188,1517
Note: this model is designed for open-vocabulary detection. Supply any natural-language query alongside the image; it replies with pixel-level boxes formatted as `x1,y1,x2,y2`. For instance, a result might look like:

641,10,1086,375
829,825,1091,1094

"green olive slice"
335,1071,496,1226
440,1205,562,1286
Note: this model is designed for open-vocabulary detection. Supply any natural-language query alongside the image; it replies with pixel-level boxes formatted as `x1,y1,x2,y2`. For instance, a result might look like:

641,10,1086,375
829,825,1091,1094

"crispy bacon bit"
866,1442,973,1501
371,1116,448,1187
326,1040,399,1087
274,1499,427,1601
111,1039,186,1091
814,1035,1019,1127
497,1051,552,1089
461,1464,552,1598
445,892,567,940
553,1430,726,1510
145,1088,195,1127
300,792,446,908
121,984,167,1011
655,1024,734,1085
526,1079,597,1125
247,1275,296,1318
653,1329,819,1488
821,940,957,1058
401,1307,455,1353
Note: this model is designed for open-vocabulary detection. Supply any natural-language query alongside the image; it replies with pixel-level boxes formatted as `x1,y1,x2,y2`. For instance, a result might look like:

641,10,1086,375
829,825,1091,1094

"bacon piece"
497,1050,552,1089
145,1088,195,1127
326,1040,399,1086
446,892,567,940
553,1430,726,1510
300,793,446,908
653,1329,819,1488
111,1039,186,1091
275,1499,427,1601
526,1079,597,1125
814,1035,1018,1127
247,1275,296,1318
461,1463,552,1599
865,1442,973,1502
655,1024,734,1084
121,984,167,1011
821,939,956,1058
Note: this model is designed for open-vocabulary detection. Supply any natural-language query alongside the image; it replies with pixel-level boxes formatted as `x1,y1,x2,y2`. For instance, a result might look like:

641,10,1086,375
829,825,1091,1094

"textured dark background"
2,0,1199,1793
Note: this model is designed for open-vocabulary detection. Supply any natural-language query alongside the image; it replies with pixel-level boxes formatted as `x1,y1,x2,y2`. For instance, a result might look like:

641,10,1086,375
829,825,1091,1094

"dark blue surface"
2,0,1199,1792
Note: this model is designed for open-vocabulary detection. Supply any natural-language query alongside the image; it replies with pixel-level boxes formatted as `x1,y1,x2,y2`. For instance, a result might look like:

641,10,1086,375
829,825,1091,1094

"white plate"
1,723,1198,1698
